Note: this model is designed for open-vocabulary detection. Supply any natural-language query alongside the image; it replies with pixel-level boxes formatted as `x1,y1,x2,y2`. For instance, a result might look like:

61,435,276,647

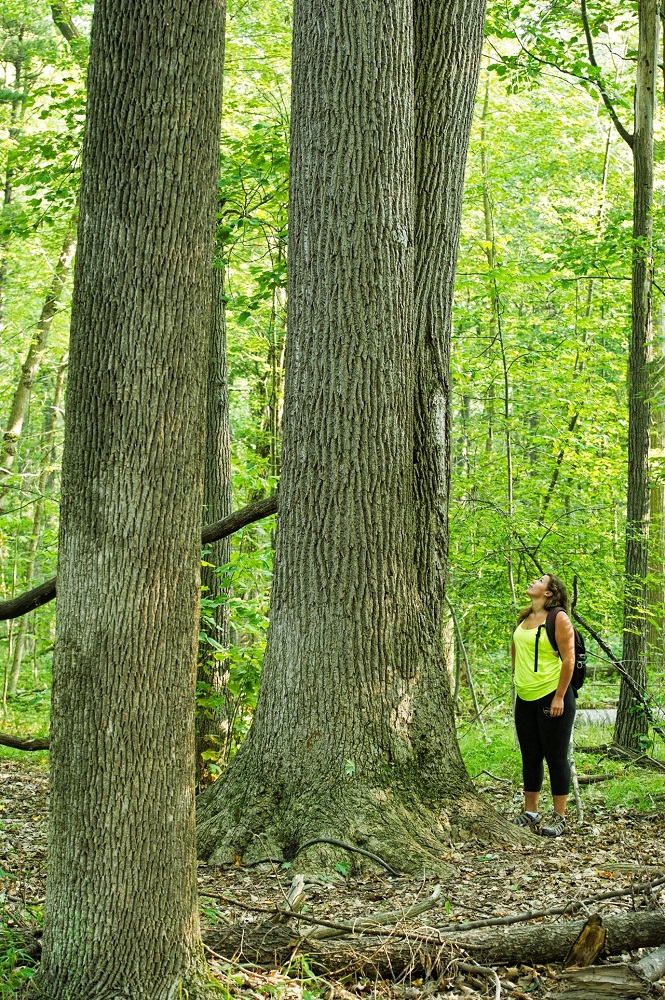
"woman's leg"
538,686,576,815
514,695,545,811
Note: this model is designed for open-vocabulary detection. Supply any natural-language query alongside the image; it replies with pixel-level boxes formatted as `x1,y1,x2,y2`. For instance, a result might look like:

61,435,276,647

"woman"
511,573,576,837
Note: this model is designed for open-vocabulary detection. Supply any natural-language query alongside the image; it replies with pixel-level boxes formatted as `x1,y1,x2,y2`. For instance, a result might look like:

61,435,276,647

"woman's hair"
517,574,569,622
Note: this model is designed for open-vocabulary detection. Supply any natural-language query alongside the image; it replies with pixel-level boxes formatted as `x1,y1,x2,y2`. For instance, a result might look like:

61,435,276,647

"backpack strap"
534,624,544,672
545,606,564,657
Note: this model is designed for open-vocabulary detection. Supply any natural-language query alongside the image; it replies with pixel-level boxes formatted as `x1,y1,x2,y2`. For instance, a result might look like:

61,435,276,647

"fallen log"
204,909,665,979
559,943,665,998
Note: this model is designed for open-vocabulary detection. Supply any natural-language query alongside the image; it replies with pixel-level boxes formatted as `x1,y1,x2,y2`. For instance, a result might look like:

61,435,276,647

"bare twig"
457,961,501,1000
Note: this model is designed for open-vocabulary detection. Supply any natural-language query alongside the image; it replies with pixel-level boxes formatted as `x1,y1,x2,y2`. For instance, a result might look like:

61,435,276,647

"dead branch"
206,883,442,941
577,743,665,772
431,874,665,933
306,885,442,941
0,731,49,751
457,962,501,1000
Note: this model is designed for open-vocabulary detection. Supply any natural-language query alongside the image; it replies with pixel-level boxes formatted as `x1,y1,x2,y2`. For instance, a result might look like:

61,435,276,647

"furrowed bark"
39,0,225,996
196,0,514,874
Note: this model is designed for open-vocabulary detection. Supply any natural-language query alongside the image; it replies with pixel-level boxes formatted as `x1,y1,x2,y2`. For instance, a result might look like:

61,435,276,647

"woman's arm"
549,612,575,716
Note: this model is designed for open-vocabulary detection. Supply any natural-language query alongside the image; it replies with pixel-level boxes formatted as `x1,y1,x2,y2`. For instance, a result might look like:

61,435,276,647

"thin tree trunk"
8,358,66,697
0,55,27,332
197,0,509,874
480,78,516,608
197,268,232,783
647,300,665,670
615,0,658,750
540,127,612,524
0,212,77,498
39,0,225,996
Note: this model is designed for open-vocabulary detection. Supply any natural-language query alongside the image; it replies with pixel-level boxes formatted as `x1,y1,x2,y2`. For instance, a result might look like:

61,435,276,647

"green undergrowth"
0,916,40,998
457,700,665,819
0,661,51,768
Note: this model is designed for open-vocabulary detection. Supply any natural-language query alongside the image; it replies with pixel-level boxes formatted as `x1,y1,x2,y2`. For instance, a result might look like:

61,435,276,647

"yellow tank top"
513,621,562,700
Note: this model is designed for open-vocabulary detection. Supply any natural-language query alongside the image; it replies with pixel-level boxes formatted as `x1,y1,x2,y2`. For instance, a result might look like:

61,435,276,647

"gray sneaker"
539,812,566,837
512,811,541,830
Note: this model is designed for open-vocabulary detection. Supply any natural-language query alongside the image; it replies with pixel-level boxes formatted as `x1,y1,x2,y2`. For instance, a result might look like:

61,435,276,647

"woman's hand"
549,694,565,717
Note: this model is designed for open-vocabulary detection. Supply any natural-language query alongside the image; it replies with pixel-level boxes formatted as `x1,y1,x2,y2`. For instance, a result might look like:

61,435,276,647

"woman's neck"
530,599,547,616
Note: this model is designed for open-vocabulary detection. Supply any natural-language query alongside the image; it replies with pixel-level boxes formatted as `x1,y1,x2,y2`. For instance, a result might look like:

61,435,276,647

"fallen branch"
433,873,665,933
306,885,442,941
457,962,500,1000
205,883,442,941
0,493,278,623
577,744,665,773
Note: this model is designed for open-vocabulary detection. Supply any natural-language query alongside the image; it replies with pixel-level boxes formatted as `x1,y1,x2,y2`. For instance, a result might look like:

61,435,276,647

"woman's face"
526,575,553,600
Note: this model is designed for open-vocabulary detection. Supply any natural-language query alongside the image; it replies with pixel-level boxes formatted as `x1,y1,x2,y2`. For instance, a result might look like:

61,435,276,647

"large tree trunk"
615,0,658,750
39,0,225,996
196,0,514,874
197,267,233,782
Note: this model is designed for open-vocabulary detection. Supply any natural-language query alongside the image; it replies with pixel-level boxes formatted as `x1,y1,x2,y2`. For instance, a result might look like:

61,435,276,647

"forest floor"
1,752,665,999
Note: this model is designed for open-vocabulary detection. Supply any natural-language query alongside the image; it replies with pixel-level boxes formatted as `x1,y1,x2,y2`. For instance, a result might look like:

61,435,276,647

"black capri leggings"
514,687,576,796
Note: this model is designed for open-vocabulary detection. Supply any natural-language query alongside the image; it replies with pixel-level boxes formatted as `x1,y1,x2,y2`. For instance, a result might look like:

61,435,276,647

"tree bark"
204,909,665,978
39,0,225,997
0,212,77,500
615,0,658,750
197,267,233,782
196,0,512,875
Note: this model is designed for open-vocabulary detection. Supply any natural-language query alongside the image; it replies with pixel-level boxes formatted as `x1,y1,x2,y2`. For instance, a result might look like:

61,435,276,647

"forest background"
0,0,662,782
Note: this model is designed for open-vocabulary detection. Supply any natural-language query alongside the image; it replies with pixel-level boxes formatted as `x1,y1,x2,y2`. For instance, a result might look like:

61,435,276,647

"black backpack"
534,606,587,696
